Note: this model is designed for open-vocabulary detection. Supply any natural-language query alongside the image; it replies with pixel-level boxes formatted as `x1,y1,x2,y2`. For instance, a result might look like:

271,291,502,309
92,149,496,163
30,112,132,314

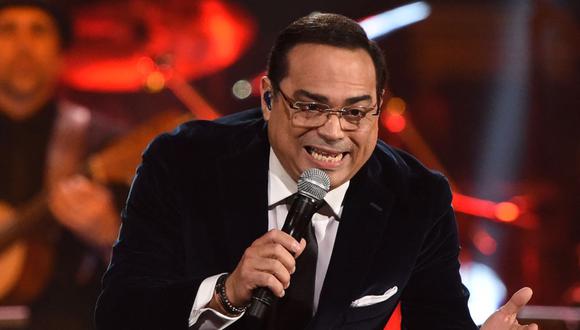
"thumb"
501,287,533,315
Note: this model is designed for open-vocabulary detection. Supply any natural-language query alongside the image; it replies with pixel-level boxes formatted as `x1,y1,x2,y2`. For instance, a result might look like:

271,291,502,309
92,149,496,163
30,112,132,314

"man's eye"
31,23,50,36
296,102,326,111
343,108,366,118
0,23,16,35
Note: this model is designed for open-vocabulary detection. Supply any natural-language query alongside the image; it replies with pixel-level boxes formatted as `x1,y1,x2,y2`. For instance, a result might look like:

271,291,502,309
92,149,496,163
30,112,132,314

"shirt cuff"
188,273,245,329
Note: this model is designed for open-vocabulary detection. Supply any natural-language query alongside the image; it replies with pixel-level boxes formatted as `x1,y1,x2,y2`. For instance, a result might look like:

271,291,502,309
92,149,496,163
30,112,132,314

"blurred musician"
0,1,119,329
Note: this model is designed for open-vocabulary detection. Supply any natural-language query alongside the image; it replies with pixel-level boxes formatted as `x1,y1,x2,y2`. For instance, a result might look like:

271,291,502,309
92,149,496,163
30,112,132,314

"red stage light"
383,303,401,330
63,0,256,92
386,97,406,115
452,193,496,219
452,193,523,223
473,229,497,256
494,202,520,222
383,113,406,133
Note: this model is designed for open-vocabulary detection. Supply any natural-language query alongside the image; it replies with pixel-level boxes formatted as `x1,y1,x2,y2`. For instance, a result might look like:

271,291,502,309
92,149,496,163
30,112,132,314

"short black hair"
267,13,387,101
0,0,72,49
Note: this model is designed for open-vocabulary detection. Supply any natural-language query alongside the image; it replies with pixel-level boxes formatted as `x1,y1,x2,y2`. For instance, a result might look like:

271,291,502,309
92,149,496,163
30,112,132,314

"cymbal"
63,0,255,92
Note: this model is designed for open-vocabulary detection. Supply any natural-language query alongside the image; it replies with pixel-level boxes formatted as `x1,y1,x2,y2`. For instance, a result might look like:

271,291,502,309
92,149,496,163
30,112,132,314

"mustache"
11,51,39,65
303,142,351,153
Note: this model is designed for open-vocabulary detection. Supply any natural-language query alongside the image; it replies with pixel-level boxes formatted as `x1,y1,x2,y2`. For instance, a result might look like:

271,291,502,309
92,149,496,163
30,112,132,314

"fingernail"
280,290,285,297
285,281,290,289
292,242,300,253
291,266,296,274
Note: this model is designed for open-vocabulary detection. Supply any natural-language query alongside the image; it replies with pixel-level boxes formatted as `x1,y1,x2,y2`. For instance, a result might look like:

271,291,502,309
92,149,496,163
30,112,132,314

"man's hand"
481,287,538,330
209,229,306,313
48,175,119,249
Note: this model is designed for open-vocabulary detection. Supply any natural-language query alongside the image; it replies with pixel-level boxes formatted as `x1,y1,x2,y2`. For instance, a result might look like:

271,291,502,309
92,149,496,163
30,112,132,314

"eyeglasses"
277,89,380,131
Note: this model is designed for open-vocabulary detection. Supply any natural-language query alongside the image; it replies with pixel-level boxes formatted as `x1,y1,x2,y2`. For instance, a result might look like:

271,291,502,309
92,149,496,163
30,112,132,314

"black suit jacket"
95,109,477,329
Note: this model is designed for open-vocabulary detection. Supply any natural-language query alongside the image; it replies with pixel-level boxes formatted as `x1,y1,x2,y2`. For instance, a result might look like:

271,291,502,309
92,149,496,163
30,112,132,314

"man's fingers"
229,256,288,303
252,257,292,288
256,272,285,298
257,243,296,273
502,287,533,315
228,230,310,305
253,229,303,255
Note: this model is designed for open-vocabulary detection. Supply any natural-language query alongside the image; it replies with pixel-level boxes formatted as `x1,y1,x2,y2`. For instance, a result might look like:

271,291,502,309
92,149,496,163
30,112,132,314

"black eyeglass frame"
276,88,381,130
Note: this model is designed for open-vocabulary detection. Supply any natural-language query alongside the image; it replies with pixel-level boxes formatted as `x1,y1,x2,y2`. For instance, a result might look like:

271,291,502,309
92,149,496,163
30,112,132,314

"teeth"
308,148,344,163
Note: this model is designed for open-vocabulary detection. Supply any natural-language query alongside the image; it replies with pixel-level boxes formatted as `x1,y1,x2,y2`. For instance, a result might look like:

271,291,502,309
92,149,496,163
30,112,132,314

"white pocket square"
350,286,398,308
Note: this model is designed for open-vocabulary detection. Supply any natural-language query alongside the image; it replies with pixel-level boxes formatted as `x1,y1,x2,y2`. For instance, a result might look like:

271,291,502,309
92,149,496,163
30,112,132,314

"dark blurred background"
1,0,578,328
66,0,578,316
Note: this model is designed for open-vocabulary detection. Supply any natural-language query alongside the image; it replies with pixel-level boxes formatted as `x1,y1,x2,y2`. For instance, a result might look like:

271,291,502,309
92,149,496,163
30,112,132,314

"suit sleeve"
95,135,198,330
400,176,478,329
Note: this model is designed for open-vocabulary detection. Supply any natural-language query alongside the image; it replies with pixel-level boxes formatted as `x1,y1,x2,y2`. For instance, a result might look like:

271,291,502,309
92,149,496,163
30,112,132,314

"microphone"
246,168,330,321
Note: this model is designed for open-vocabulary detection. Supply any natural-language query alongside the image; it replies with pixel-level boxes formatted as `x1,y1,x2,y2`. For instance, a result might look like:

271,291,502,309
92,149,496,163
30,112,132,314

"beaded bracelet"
215,273,246,315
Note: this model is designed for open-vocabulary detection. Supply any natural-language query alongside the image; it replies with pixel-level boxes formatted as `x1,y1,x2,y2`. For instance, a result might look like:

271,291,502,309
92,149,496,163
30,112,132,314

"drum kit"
63,0,255,95
67,0,257,185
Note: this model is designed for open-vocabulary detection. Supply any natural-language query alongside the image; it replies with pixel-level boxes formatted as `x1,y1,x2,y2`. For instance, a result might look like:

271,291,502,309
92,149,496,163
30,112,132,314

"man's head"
0,0,71,119
261,13,387,188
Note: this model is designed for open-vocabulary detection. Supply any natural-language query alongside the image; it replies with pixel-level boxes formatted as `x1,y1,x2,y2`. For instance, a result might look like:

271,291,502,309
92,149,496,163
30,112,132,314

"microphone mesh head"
297,168,330,201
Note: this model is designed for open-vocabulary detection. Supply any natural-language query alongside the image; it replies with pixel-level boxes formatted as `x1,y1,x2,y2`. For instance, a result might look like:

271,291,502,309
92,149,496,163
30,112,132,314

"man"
96,13,537,329
0,1,119,329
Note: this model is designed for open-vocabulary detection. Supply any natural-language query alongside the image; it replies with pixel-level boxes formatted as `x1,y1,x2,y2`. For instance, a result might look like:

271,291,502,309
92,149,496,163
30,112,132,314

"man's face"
262,43,380,189
0,7,62,100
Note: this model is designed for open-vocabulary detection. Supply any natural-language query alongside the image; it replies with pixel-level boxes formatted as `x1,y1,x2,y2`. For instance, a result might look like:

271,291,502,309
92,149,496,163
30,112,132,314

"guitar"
0,197,56,304
0,110,192,303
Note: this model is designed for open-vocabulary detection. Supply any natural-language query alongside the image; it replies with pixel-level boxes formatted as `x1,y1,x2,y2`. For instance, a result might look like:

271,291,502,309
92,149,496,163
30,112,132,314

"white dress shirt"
188,148,349,329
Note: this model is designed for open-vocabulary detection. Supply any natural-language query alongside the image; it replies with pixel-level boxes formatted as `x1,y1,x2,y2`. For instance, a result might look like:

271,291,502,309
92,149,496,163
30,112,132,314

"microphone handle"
245,194,320,321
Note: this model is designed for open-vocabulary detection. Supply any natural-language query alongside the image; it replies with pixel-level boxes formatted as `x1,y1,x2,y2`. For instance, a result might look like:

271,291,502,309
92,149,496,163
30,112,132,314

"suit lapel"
313,155,394,328
216,122,270,270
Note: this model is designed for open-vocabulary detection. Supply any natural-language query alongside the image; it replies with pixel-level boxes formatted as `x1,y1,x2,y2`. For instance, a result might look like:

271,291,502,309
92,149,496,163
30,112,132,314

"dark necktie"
267,218,318,329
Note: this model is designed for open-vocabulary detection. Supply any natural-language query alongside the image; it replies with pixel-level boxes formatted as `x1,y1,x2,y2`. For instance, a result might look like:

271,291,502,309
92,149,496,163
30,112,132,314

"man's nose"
14,31,34,51
317,113,345,141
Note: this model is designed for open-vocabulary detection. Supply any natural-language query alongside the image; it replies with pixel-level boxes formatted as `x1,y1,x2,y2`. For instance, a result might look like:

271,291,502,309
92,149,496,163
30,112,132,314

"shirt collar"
268,148,349,219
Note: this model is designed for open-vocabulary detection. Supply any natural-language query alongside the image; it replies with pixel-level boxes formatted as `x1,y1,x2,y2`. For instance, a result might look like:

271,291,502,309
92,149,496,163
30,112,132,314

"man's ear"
264,91,272,110
260,76,273,121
